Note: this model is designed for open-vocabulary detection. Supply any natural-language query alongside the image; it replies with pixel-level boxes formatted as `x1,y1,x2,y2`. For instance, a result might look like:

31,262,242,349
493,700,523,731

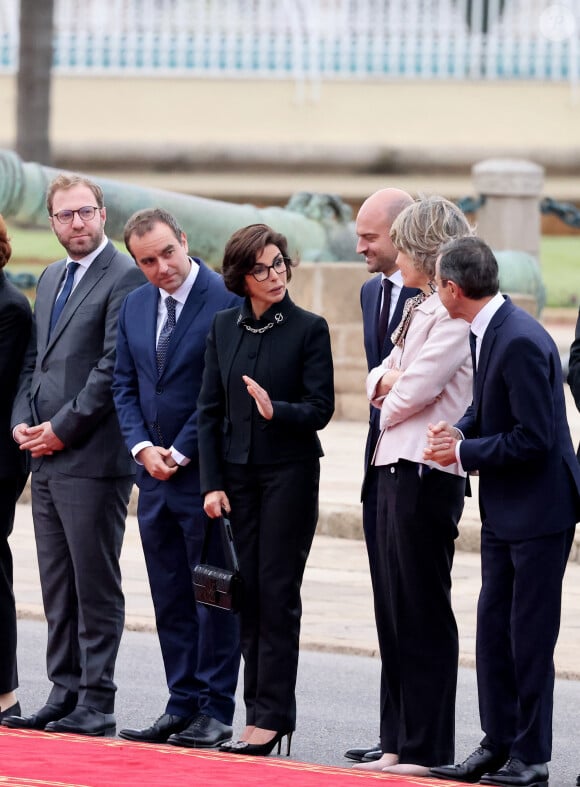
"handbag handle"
200,513,240,574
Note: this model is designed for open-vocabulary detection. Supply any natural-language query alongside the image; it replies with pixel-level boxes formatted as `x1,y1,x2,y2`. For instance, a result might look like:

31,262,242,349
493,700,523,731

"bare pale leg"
0,692,17,712
246,726,278,745
353,753,399,771
382,763,430,776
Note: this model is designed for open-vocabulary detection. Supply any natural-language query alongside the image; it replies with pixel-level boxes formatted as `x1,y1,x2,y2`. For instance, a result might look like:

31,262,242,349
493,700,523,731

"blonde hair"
390,195,473,279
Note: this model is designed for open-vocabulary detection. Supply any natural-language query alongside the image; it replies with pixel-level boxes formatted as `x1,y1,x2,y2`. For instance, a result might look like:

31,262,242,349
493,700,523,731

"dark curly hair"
0,214,12,269
222,224,295,296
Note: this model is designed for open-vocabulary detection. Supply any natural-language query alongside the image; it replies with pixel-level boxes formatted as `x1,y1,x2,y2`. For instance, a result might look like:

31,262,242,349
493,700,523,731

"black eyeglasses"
249,256,289,282
51,206,99,224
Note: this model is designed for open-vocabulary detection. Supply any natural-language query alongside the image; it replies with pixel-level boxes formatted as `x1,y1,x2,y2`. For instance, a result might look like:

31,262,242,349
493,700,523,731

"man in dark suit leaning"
4,175,144,736
112,208,241,748
425,236,580,787
344,188,417,763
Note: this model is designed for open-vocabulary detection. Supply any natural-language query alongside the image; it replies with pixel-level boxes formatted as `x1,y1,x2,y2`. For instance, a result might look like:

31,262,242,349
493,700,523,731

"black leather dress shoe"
480,758,549,786
167,714,232,748
344,743,382,762
119,713,192,743
1,702,74,730
0,702,21,722
430,746,508,783
44,705,116,736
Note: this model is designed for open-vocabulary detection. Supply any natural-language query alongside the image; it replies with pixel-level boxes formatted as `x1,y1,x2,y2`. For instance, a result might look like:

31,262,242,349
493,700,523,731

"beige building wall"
1,75,580,162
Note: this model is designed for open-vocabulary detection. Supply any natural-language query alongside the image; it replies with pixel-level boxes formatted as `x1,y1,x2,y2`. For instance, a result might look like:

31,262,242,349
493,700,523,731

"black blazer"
198,292,334,494
0,270,32,480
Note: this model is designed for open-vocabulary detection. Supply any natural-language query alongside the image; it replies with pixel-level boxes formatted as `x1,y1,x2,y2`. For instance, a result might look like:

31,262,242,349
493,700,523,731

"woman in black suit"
0,215,32,720
198,224,334,757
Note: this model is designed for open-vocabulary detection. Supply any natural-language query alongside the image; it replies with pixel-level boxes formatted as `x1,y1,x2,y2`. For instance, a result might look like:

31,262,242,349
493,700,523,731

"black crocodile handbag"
193,514,242,612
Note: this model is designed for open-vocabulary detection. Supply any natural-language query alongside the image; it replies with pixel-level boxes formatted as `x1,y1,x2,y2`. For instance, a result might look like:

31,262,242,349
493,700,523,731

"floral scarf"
391,280,437,350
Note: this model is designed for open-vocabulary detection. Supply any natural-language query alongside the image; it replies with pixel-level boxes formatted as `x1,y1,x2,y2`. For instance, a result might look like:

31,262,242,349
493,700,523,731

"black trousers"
477,525,574,763
376,460,465,765
362,463,393,744
0,476,26,694
224,459,319,732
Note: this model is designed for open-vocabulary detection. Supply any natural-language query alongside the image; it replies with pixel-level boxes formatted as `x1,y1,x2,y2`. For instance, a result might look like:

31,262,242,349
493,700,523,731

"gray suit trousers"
31,467,133,713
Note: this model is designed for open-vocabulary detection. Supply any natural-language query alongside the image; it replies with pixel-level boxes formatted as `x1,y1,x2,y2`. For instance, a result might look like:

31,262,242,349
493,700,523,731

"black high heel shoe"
228,730,293,757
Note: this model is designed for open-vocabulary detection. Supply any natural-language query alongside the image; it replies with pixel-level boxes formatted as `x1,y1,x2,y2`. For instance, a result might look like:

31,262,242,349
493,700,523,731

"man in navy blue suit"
344,188,417,763
426,236,580,787
113,208,240,748
569,306,580,461
567,307,580,787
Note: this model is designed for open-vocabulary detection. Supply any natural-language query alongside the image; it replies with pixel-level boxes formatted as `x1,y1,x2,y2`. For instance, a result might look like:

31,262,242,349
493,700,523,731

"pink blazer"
366,292,472,475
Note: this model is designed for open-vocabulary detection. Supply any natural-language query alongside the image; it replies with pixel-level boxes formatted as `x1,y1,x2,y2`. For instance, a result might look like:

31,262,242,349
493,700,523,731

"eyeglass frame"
248,255,289,282
51,206,100,225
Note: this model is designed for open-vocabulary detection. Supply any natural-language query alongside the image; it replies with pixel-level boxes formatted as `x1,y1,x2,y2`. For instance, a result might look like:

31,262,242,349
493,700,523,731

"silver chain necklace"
238,312,284,333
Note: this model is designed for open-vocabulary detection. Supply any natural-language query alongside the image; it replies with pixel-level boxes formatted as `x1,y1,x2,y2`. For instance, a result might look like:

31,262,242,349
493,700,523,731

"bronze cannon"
0,148,546,315
0,148,357,266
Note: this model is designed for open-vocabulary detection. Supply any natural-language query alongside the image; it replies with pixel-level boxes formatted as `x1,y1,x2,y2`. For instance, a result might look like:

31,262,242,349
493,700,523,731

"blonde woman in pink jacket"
356,196,473,777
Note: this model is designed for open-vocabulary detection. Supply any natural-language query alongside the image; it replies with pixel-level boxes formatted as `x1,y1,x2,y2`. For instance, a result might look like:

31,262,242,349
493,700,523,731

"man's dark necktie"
469,330,478,399
469,329,477,372
49,261,79,336
156,295,177,373
377,278,393,350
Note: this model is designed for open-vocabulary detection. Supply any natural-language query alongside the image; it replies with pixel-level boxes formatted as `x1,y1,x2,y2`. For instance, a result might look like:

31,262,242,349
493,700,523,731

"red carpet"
0,728,468,787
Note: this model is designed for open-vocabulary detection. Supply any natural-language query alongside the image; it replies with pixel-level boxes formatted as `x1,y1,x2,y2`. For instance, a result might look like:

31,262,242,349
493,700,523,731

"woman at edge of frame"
0,214,33,722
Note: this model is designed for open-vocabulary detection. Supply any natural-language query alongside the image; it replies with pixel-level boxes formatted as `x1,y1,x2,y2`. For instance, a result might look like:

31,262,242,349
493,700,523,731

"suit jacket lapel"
473,296,513,411
39,261,67,353
157,260,209,377
138,285,159,373
45,242,115,349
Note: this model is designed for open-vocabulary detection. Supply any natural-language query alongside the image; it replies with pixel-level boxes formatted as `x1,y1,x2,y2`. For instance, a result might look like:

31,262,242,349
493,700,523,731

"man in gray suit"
3,174,144,736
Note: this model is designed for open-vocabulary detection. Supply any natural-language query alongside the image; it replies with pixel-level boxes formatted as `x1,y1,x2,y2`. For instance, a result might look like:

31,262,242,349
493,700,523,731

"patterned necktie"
377,278,393,350
49,261,80,336
156,296,177,373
